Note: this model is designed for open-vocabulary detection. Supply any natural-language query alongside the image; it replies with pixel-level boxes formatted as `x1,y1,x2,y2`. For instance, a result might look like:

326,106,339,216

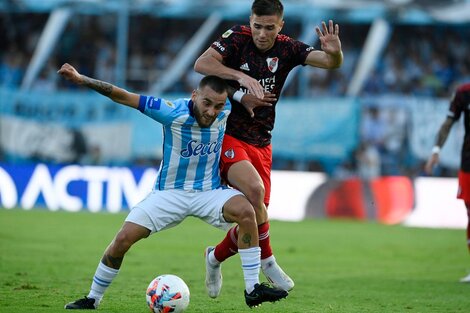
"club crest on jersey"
164,100,174,108
266,57,279,73
224,148,235,159
222,29,233,38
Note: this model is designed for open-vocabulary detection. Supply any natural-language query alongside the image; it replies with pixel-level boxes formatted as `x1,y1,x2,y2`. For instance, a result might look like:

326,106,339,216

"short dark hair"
251,0,284,17
198,75,228,94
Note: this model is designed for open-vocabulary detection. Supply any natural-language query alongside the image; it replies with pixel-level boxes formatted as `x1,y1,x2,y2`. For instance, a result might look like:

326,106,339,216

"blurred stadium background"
1,0,470,227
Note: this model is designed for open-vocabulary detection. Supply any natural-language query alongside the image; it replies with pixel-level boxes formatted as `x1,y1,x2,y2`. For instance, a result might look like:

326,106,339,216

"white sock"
87,261,119,305
261,255,276,269
239,247,261,294
208,250,220,267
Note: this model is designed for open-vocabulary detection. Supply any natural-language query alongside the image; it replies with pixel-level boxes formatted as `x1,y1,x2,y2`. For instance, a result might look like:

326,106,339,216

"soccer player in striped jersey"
58,63,287,309
425,82,470,282
194,0,343,294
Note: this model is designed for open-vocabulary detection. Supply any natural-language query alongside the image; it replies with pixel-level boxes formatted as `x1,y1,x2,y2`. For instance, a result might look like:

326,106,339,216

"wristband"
431,146,441,154
233,90,245,103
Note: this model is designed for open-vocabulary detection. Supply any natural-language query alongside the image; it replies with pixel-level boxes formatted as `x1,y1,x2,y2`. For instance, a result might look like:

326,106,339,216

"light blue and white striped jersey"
137,95,231,191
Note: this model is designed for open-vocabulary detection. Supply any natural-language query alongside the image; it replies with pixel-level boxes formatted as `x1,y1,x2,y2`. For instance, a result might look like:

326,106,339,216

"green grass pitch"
1,209,470,313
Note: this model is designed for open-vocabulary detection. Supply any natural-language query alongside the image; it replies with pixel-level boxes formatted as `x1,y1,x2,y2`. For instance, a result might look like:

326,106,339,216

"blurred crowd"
2,14,470,96
1,13,468,178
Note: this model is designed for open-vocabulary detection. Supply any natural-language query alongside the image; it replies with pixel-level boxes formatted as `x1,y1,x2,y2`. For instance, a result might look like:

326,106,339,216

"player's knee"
113,231,134,253
237,202,257,226
243,181,265,207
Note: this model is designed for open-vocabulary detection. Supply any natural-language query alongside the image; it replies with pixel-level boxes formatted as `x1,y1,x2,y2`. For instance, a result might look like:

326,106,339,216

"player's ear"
191,89,198,102
279,20,284,32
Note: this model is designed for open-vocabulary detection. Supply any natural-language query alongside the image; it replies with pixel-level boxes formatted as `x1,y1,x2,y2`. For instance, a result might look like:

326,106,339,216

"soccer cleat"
262,260,295,291
460,273,470,283
205,246,222,298
244,282,288,308
64,296,97,310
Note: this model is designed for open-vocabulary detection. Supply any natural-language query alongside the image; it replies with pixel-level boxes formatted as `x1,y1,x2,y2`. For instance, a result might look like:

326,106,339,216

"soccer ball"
146,274,190,313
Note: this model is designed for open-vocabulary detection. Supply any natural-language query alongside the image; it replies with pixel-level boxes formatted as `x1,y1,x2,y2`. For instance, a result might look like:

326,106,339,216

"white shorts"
125,187,243,233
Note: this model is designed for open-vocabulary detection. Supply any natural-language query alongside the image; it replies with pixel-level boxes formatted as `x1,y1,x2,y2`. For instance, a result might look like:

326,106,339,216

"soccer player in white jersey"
57,63,287,309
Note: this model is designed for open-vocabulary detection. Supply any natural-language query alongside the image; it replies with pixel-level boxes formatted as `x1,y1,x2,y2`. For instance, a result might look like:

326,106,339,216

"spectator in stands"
381,107,407,176
0,47,25,88
355,141,381,180
70,128,88,164
360,106,386,172
31,60,58,92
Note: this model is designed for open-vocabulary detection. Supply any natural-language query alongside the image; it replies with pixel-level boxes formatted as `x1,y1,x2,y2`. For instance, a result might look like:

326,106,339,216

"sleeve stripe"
138,95,147,113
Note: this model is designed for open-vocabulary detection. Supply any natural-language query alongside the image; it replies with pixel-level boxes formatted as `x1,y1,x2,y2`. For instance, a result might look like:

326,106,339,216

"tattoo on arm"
241,233,252,247
82,75,113,96
101,254,123,269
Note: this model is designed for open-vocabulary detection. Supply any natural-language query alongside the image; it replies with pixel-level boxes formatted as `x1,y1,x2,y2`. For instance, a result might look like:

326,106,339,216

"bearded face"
191,86,227,128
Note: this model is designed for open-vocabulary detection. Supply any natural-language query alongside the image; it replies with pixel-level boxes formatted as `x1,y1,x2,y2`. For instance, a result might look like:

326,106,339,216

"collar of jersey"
188,99,194,117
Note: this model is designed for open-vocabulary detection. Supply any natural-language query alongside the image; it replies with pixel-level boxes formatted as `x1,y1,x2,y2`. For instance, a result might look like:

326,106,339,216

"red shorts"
458,170,470,202
220,134,272,205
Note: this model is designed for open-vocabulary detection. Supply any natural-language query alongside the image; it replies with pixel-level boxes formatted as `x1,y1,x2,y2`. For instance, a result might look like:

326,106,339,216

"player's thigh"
246,144,273,204
220,134,250,181
220,135,269,203
115,221,151,245
226,160,264,195
126,190,189,233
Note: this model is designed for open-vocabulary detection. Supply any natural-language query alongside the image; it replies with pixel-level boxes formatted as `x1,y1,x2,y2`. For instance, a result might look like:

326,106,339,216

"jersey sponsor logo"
224,148,235,159
239,76,276,93
213,41,225,52
180,139,222,158
266,57,279,73
240,63,250,71
164,100,174,108
260,76,276,92
222,29,233,38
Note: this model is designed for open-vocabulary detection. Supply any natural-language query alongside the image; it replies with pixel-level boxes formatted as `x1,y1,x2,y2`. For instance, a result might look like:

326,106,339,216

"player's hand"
240,92,276,118
315,20,342,56
237,73,265,99
424,153,439,175
57,63,83,84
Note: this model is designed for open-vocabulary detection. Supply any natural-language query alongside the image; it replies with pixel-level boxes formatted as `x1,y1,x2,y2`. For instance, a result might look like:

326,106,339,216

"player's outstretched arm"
194,48,265,99
424,117,455,175
57,63,140,109
305,20,343,69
